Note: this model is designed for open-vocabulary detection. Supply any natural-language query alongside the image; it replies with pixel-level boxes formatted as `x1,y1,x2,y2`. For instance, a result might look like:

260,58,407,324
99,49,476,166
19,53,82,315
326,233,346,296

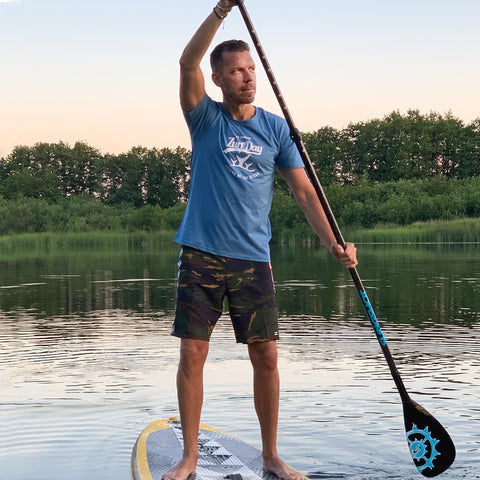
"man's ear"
211,72,222,87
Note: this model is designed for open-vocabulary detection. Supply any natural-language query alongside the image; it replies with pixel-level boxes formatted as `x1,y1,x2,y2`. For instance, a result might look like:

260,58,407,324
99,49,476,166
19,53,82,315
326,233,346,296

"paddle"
232,1,456,476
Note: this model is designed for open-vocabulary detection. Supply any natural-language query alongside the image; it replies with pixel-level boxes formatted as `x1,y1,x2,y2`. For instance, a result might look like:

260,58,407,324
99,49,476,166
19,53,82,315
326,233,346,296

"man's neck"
223,102,256,121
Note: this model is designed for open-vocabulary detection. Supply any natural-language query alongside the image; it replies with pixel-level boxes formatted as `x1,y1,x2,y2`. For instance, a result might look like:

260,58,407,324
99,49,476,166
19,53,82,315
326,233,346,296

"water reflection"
274,243,480,327
0,243,479,479
1,244,479,327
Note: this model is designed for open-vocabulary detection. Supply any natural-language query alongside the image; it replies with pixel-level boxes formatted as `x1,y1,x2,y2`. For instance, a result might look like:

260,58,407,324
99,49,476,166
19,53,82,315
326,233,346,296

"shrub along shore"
0,174,479,250
0,176,479,235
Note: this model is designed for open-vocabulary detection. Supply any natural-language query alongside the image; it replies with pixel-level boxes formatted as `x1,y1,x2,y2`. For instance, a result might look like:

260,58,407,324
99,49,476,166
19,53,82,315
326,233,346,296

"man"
163,2,358,480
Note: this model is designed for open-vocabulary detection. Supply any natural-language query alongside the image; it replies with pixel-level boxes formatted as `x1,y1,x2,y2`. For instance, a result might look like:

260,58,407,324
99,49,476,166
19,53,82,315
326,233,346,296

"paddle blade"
403,399,455,477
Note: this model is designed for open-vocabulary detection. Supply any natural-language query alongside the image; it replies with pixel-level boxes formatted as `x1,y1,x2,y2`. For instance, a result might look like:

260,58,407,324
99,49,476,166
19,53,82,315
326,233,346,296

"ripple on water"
1,310,479,479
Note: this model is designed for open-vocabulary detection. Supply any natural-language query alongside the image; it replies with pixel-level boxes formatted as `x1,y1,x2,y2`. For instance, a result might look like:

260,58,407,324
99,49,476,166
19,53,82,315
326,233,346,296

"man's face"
212,50,256,105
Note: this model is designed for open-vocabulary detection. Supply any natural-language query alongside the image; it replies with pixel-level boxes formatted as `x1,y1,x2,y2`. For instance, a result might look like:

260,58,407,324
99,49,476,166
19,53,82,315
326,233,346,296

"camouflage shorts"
172,246,279,344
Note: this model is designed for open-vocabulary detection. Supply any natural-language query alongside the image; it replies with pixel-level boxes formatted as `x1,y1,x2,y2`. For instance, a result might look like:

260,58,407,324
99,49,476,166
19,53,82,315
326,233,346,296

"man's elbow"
293,185,317,211
293,191,312,213
179,49,200,73
179,57,192,74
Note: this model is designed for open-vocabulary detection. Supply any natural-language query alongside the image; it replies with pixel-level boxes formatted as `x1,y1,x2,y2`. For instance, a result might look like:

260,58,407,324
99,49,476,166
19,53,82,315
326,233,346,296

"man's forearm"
180,10,224,70
298,190,337,248
180,2,233,70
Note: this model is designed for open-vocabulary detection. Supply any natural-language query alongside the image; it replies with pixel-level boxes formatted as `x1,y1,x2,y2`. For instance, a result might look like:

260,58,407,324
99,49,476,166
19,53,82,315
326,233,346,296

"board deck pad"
131,418,307,480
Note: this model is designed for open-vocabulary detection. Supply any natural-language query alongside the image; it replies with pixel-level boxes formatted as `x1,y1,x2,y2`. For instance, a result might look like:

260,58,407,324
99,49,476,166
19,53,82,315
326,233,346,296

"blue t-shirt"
174,94,304,262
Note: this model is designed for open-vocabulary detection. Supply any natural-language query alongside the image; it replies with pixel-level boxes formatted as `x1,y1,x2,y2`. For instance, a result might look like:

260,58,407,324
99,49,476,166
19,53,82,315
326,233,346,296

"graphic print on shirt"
223,136,263,181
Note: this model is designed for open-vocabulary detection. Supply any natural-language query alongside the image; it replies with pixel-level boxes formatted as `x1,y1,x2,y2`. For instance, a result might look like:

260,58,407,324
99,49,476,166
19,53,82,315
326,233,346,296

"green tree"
303,127,343,186
1,142,102,197
145,147,190,208
0,167,61,201
101,147,146,207
453,118,480,178
354,112,425,182
425,112,466,177
50,142,102,196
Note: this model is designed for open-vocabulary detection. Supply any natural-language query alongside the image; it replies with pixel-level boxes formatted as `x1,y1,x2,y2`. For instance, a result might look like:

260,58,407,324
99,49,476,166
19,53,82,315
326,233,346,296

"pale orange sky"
1,0,479,157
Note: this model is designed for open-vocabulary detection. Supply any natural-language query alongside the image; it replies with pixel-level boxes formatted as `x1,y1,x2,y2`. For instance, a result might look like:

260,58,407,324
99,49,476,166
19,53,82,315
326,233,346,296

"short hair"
210,39,250,73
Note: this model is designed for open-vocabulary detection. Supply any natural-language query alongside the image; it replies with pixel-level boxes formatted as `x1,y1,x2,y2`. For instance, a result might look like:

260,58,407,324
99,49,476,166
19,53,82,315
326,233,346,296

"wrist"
213,2,232,20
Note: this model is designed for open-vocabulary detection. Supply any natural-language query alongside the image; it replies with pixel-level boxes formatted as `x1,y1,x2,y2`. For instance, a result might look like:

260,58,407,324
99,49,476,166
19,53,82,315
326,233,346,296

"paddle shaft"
233,0,410,402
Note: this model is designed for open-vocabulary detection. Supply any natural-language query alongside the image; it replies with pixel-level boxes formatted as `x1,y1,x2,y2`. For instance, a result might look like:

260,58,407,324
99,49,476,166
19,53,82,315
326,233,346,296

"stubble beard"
237,86,256,105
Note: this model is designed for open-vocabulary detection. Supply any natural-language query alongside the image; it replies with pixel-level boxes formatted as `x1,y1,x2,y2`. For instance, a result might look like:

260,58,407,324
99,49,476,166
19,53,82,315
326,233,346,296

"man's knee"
179,338,209,373
248,340,278,372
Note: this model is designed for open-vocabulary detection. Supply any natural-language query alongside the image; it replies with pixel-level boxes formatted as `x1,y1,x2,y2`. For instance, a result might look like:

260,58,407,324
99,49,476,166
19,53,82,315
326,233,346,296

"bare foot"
263,455,303,480
162,456,198,480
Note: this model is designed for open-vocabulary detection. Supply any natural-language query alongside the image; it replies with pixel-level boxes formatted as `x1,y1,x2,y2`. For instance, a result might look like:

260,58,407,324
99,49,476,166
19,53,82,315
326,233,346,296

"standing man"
163,2,358,480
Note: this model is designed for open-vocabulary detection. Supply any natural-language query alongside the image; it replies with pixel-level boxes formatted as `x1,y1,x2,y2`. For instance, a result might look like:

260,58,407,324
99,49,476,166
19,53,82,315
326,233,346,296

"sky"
1,0,479,157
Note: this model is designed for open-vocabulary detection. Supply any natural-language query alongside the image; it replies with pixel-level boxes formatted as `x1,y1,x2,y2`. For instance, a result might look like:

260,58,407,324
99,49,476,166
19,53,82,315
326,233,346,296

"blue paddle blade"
403,399,455,477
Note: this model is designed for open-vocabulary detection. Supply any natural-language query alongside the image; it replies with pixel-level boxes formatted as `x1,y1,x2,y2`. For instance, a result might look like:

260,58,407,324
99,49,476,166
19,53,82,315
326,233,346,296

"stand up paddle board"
131,418,308,480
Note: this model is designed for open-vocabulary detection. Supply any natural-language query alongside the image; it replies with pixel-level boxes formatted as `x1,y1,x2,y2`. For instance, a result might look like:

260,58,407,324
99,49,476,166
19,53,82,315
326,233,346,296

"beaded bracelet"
213,6,226,19
213,2,231,20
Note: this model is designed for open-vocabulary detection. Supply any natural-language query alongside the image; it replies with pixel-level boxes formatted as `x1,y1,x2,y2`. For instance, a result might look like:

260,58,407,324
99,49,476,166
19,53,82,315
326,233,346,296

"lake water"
1,242,479,479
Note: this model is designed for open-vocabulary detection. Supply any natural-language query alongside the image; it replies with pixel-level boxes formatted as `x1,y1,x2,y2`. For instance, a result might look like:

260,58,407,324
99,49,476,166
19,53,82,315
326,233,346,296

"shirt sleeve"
275,118,304,170
183,94,215,141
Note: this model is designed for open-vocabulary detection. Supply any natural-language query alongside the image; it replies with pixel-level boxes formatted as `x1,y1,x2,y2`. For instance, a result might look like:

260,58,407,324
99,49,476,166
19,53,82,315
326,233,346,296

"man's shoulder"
257,106,283,122
256,106,289,129
254,106,290,138
184,93,218,114
183,94,223,130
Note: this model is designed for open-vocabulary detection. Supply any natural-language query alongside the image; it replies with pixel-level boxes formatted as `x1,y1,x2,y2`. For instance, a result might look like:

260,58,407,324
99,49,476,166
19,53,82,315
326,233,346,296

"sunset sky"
1,0,479,157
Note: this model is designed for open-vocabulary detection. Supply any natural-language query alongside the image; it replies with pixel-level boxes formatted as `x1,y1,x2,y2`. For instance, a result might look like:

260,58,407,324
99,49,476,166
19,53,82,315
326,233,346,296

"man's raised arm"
179,1,236,112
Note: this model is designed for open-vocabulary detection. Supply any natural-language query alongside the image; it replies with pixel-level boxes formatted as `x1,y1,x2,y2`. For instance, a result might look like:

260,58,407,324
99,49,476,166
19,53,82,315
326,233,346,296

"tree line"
2,110,479,206
301,109,480,187
0,143,191,208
